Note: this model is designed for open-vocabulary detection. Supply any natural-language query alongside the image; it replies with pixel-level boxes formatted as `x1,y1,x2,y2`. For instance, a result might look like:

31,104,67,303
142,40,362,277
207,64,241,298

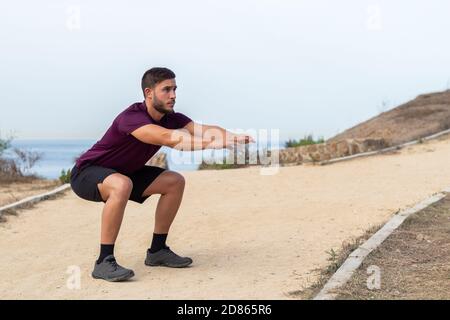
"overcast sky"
1,0,449,141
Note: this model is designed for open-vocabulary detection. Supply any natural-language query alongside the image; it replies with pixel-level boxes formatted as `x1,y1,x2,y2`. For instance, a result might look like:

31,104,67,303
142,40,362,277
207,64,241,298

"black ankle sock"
149,233,168,253
97,244,115,264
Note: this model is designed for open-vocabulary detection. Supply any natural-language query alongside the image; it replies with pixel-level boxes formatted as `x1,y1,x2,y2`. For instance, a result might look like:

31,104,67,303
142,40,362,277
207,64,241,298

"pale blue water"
2,139,94,179
3,139,200,179
3,138,283,179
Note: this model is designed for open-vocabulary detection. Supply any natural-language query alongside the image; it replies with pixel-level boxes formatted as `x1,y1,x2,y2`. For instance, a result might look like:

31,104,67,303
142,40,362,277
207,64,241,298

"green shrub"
285,134,325,148
59,168,71,184
198,156,249,170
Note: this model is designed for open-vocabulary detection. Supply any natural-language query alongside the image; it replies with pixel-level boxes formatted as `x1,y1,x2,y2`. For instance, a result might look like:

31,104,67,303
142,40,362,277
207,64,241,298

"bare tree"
12,148,43,175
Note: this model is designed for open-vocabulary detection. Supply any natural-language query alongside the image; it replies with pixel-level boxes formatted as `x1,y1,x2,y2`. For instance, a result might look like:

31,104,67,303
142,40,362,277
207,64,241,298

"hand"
229,134,256,144
222,134,255,150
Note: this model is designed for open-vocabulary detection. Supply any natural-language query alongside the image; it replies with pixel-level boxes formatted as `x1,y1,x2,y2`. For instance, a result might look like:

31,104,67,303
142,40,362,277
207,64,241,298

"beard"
152,95,175,115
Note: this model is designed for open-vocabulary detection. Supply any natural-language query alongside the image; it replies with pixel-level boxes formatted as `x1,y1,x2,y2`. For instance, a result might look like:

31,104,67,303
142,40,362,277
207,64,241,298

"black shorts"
70,164,166,204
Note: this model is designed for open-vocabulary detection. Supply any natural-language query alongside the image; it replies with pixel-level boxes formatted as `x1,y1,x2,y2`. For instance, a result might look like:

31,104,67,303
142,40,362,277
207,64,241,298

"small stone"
416,234,425,241
392,290,401,296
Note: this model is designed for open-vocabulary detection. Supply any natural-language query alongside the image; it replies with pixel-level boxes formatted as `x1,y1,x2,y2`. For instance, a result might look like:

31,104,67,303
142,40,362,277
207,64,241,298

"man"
70,67,254,282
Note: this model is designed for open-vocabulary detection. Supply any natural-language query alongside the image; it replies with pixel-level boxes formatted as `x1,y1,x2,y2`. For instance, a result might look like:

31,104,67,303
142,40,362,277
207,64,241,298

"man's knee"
99,174,133,200
165,171,185,190
113,177,133,195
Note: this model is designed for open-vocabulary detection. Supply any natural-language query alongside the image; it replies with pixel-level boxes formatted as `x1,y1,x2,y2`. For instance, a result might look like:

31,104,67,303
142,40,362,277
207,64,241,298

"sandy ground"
1,136,450,299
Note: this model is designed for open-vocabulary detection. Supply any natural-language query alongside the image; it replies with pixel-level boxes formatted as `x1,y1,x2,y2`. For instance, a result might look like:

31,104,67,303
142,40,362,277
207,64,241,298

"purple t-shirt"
75,101,192,174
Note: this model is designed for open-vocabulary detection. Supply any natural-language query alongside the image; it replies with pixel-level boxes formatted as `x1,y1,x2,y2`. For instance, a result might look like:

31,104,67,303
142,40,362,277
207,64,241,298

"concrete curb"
319,128,450,166
0,184,71,218
313,188,449,300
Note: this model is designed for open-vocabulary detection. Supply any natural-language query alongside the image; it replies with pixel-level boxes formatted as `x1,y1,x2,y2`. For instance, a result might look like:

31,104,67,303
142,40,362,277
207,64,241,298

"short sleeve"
117,110,152,135
171,112,193,129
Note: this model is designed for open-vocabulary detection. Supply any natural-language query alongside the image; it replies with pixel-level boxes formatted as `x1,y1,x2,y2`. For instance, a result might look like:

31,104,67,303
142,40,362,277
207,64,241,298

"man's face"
150,79,177,115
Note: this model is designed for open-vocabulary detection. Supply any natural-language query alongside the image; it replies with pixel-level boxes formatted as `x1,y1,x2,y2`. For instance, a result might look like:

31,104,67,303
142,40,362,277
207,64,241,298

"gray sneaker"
92,255,135,282
145,247,193,268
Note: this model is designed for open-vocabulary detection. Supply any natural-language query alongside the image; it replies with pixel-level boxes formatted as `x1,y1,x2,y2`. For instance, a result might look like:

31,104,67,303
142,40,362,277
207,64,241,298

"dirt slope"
328,90,450,146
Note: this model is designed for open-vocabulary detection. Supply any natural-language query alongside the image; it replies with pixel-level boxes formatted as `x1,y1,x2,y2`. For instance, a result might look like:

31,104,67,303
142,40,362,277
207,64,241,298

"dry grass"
0,178,62,207
332,195,450,300
328,89,450,146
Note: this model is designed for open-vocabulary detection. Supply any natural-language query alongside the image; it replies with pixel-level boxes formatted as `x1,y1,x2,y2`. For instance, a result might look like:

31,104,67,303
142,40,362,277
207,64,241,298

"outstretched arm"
130,124,249,151
183,121,255,144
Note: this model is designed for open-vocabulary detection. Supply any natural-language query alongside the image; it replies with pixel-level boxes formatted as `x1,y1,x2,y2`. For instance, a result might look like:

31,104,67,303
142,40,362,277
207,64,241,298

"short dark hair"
141,67,176,97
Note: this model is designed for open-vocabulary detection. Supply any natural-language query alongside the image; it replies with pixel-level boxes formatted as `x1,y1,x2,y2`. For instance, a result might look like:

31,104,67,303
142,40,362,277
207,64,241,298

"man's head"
141,67,177,115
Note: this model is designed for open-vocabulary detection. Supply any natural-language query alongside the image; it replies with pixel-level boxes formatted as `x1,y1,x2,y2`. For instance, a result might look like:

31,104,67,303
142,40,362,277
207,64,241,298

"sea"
2,139,200,179
2,139,280,180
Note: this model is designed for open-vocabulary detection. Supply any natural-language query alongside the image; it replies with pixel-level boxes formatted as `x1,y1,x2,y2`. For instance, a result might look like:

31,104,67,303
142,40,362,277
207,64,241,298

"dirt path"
1,136,450,299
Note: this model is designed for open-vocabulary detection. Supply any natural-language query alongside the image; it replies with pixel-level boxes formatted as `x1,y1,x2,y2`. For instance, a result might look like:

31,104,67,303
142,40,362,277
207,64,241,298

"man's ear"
144,87,153,99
